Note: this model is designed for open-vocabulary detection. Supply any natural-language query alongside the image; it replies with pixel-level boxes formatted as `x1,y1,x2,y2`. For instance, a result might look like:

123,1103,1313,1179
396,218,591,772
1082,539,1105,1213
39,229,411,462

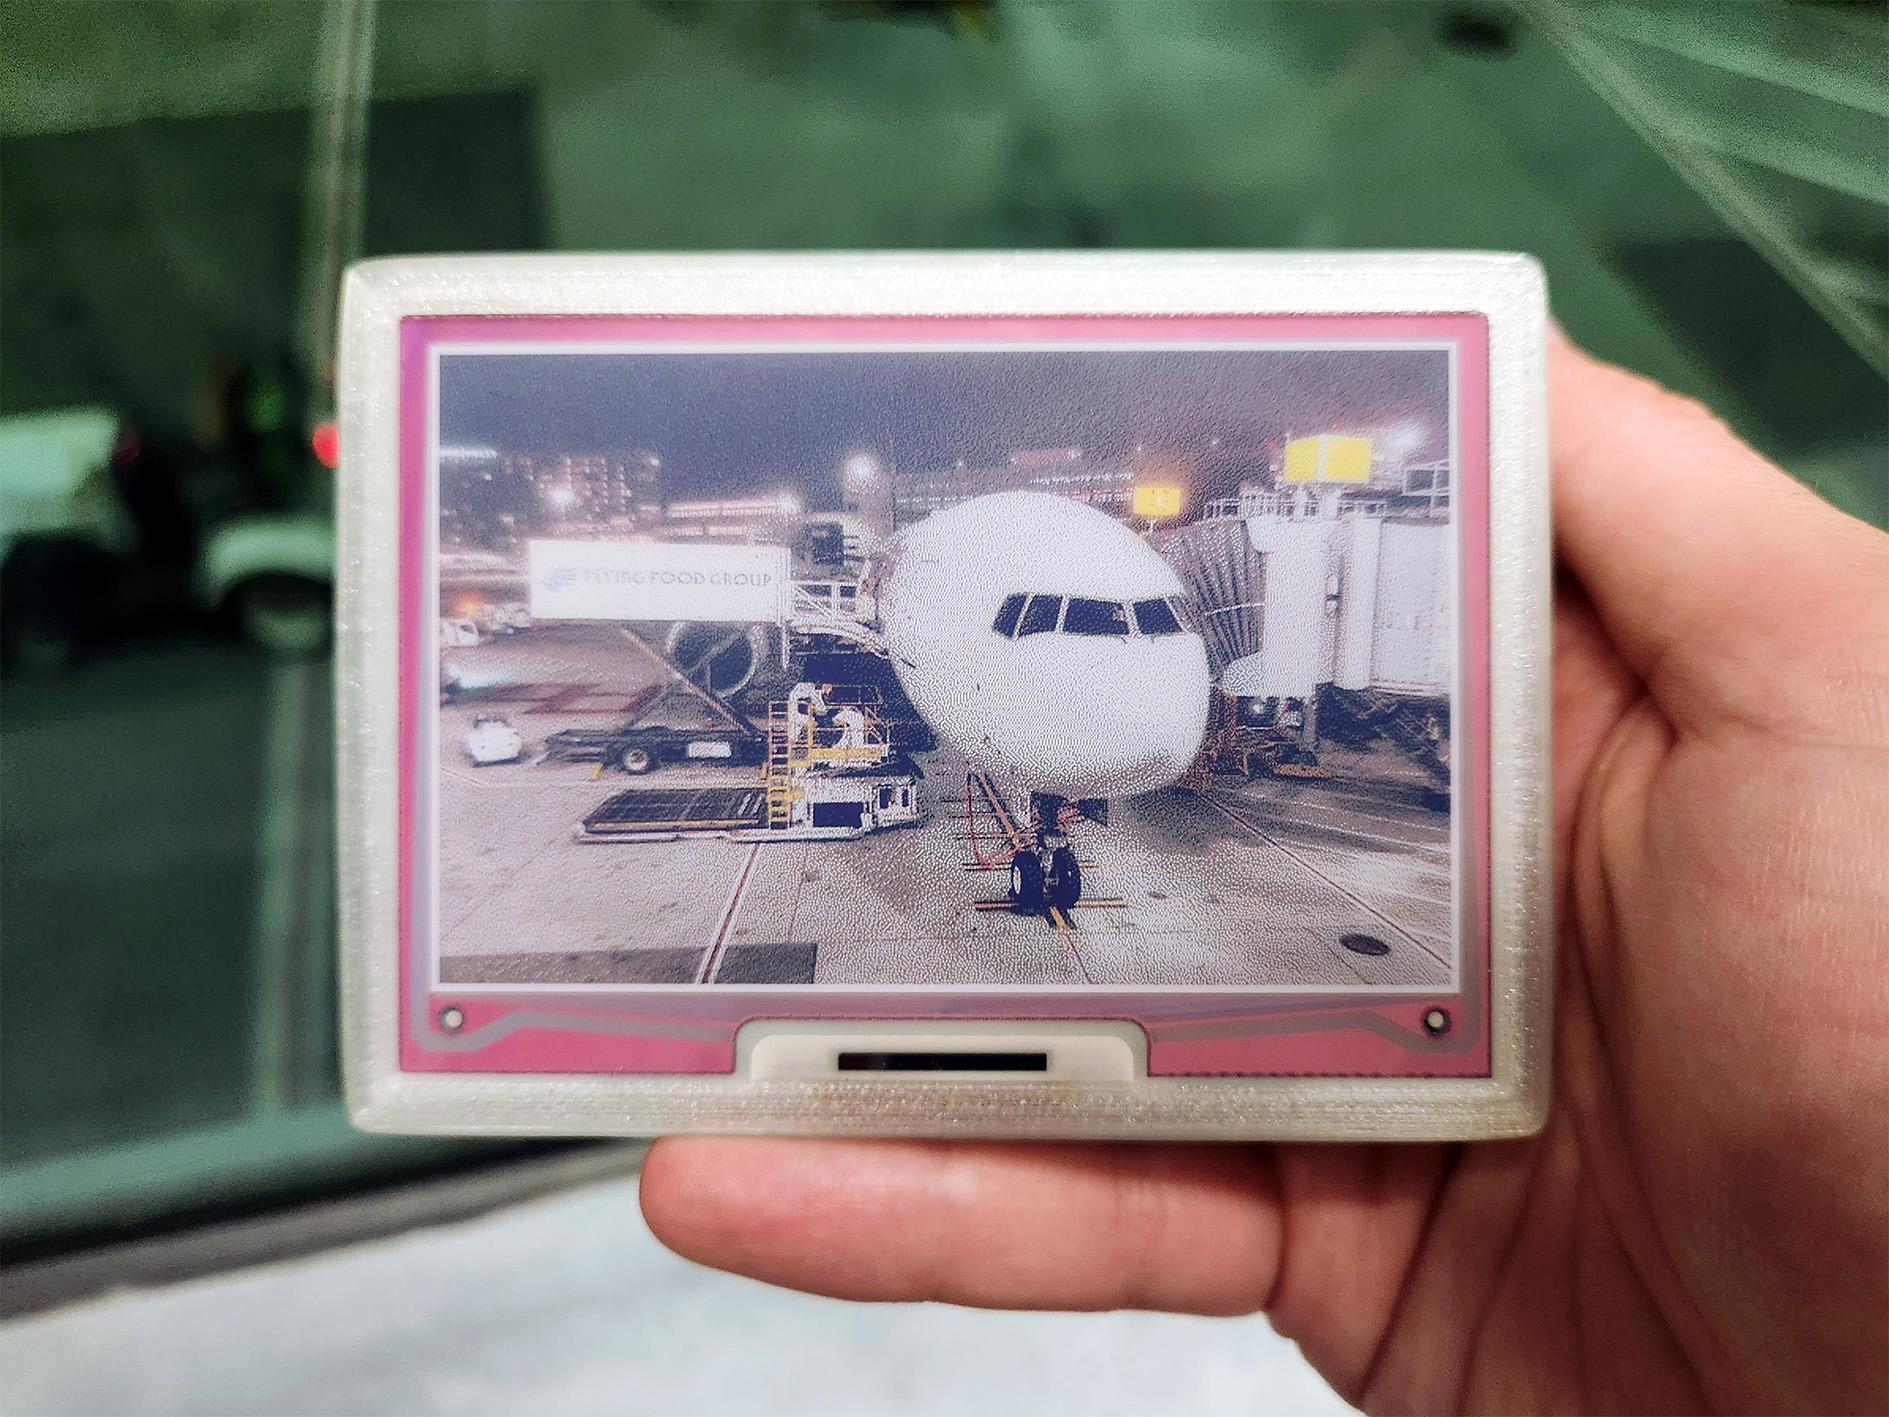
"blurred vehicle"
439,617,481,648
0,407,171,670
542,723,767,775
474,600,531,636
181,366,338,659
464,715,524,765
196,512,335,658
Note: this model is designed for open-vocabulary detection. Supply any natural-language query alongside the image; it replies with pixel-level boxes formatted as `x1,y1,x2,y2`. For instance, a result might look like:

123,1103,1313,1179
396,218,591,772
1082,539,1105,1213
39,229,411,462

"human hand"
641,337,1889,1414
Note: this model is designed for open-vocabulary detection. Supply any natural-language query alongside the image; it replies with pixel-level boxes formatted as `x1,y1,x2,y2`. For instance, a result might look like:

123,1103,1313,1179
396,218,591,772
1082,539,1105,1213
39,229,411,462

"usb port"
836,1051,1049,1073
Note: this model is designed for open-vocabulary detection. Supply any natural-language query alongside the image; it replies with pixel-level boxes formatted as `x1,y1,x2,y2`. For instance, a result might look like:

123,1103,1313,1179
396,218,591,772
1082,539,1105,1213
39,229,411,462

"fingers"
1550,576,1642,876
1264,1145,1457,1404
1547,335,1889,740
640,1136,1282,1315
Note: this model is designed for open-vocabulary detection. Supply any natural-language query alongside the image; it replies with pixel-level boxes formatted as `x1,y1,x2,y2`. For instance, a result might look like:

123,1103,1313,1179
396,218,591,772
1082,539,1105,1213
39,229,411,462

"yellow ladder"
764,703,795,827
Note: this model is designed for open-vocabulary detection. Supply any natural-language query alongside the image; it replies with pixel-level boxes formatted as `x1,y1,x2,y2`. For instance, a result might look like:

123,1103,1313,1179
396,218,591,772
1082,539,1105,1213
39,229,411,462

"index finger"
639,1136,1283,1315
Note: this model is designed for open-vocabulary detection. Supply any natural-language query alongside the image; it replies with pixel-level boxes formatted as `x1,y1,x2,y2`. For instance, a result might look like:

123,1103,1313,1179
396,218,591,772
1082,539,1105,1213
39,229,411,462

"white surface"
2,1173,1356,1417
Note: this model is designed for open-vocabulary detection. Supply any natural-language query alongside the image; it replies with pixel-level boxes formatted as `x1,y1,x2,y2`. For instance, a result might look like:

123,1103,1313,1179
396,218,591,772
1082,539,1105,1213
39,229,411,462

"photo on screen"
425,340,1461,992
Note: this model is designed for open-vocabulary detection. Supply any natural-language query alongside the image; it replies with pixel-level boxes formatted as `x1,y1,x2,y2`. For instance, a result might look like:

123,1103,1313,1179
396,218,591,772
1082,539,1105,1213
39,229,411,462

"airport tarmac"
435,625,1453,990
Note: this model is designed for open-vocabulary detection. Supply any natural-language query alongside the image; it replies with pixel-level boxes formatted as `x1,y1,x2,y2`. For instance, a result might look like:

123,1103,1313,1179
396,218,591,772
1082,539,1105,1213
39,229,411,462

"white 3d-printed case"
338,251,1551,1140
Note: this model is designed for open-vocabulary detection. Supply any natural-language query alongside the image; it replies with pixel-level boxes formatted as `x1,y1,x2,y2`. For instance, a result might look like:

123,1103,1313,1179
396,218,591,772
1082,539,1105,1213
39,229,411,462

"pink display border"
397,313,1492,1078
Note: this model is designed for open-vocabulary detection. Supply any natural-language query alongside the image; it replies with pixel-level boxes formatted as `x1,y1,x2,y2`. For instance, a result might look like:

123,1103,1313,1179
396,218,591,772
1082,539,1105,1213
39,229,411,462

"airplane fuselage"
878,490,1211,803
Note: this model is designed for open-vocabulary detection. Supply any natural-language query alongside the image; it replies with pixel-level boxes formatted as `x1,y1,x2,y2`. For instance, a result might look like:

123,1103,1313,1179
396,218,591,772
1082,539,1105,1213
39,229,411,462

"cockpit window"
1018,594,1063,636
991,593,1026,637
1063,598,1130,637
995,591,1198,639
1131,597,1183,636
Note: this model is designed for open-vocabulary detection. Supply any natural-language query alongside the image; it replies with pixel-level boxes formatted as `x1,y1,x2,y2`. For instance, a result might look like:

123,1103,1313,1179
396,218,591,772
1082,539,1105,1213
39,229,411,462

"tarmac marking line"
1202,793,1452,968
1239,808,1451,857
696,843,762,985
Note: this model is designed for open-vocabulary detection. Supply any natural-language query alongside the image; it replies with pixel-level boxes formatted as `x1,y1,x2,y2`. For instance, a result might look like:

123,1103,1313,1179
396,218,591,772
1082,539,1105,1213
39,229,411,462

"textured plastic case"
338,251,1551,1140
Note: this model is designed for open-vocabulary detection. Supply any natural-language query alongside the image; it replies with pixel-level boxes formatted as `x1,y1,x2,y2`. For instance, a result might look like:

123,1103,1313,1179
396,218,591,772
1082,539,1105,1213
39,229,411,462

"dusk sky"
439,347,1452,505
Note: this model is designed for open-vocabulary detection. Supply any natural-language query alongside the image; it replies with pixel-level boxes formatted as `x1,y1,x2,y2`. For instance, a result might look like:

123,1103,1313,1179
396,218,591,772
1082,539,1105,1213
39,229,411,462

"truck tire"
618,744,655,774
1008,851,1045,910
1047,846,1082,910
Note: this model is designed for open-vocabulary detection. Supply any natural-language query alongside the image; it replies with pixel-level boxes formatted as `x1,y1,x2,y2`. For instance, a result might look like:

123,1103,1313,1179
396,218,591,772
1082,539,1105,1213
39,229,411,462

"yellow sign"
1132,484,1184,518
1283,436,1372,483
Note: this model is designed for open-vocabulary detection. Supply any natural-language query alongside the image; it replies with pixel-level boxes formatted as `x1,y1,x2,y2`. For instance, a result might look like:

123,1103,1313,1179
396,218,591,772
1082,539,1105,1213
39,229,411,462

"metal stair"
763,704,795,828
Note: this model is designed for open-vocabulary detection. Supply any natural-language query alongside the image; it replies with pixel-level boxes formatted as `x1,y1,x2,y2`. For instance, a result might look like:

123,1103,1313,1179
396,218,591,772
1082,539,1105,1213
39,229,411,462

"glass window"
990,592,1026,637
1063,598,1130,636
1131,597,1183,636
1017,595,1062,637
3,0,1880,1268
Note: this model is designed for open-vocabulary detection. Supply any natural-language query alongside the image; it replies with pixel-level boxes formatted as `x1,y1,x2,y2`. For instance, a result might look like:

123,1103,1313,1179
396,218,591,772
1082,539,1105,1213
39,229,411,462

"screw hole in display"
1340,933,1391,957
438,1005,465,1033
1422,1007,1451,1037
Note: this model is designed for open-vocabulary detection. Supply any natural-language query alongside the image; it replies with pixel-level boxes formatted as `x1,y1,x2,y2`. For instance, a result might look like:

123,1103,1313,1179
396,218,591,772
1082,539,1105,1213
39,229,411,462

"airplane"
877,490,1212,912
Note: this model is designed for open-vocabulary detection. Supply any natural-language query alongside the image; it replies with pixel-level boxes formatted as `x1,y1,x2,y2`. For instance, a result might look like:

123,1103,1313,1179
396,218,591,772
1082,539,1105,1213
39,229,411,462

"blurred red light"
311,420,340,469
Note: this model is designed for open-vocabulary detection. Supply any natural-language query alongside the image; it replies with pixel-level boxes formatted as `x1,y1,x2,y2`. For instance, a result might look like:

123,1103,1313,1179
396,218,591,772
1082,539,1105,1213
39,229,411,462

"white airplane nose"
988,636,1211,800
1090,640,1213,796
878,491,1215,802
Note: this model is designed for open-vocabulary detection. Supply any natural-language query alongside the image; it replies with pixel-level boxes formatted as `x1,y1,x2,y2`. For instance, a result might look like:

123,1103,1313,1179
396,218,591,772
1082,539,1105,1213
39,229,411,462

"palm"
1271,574,1886,1414
642,343,1889,1415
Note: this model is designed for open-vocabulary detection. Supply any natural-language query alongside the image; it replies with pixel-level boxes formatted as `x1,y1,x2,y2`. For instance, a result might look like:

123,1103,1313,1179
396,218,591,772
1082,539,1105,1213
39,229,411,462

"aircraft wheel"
1008,852,1045,911
618,744,655,774
1047,846,1082,910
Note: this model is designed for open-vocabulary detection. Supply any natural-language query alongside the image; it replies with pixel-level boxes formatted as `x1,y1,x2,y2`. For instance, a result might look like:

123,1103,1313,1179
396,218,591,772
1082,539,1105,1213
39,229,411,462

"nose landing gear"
1046,844,1081,910
969,775,1107,925
1004,792,1084,912
1008,851,1045,910
1003,841,1083,911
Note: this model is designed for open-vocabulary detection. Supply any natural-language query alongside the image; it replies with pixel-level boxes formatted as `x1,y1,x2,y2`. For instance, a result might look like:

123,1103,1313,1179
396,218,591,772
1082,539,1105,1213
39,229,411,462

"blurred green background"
2,0,1883,1252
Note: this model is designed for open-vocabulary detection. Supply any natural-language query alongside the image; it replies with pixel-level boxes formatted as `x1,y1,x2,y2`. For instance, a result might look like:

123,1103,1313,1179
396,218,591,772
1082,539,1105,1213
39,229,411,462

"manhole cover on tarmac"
1340,933,1391,957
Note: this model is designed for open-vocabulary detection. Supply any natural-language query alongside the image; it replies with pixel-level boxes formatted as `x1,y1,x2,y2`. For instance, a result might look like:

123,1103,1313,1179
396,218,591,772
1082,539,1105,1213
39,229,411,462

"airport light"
1133,484,1184,519
310,420,340,469
1133,482,1185,535
547,486,577,512
1377,420,1427,465
1283,436,1371,484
